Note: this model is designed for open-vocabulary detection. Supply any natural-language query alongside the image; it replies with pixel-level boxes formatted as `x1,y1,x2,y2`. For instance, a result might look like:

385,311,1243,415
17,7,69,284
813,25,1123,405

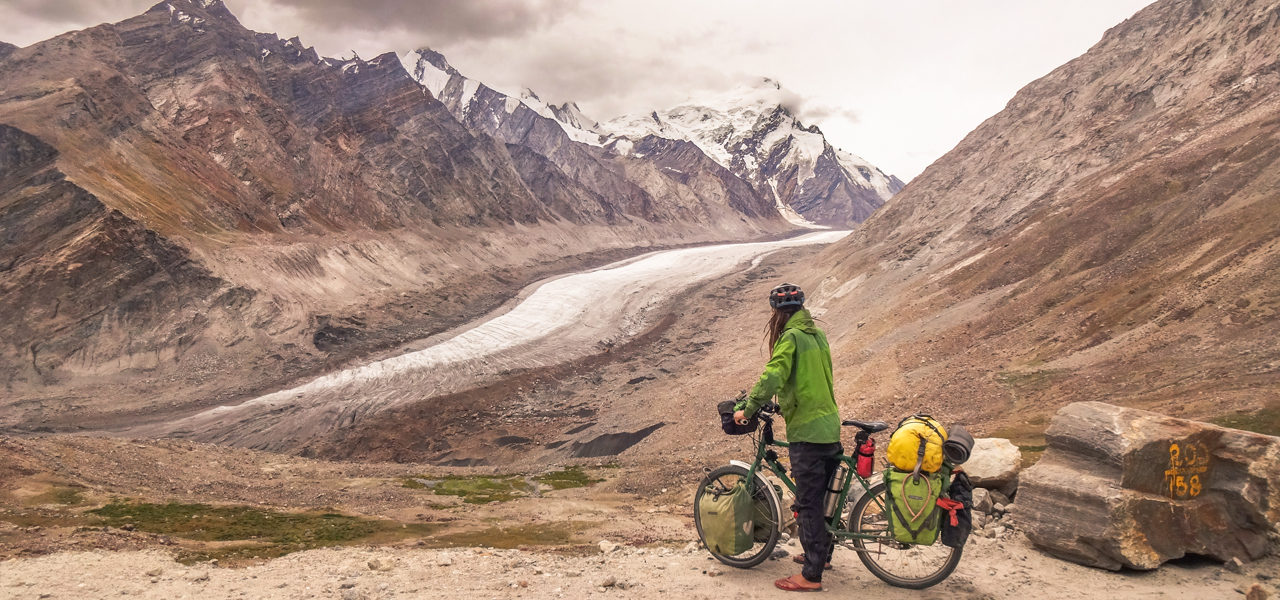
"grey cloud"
440,28,744,120
775,86,861,127
266,0,583,44
3,0,154,25
798,103,861,125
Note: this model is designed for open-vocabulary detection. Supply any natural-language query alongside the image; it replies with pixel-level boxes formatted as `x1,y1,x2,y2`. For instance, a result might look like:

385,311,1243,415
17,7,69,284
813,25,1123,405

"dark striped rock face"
1015,402,1280,570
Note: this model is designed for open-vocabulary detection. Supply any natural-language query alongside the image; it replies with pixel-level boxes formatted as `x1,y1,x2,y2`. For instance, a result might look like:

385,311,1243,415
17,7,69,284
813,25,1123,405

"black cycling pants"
790,441,843,582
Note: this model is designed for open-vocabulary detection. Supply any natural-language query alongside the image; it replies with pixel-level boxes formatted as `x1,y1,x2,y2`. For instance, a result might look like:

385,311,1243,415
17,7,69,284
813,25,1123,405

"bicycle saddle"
841,419,889,433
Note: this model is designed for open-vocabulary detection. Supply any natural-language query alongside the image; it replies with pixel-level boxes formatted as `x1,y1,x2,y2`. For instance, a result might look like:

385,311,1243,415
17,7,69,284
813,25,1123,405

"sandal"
774,574,822,592
791,554,832,569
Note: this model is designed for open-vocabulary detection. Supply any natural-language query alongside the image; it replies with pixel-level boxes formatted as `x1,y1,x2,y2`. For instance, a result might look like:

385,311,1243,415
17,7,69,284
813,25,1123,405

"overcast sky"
1,0,1155,180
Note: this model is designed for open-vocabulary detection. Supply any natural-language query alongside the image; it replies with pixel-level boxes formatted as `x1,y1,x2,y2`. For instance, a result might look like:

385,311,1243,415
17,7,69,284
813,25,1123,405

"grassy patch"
0,509,98,529
403,468,604,503
4,500,454,565
24,485,88,507
89,502,379,544
405,475,533,504
1210,406,1280,437
993,369,1066,390
534,467,603,490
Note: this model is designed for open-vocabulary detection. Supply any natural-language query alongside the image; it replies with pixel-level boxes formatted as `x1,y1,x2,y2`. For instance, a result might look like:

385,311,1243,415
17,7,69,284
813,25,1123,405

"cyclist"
734,282,841,592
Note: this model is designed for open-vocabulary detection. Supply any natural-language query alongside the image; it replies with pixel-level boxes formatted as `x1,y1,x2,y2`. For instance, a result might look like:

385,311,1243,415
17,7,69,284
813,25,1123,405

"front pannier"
697,480,754,555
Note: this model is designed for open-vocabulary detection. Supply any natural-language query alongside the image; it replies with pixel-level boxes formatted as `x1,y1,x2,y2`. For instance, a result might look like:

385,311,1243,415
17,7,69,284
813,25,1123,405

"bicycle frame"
742,414,887,543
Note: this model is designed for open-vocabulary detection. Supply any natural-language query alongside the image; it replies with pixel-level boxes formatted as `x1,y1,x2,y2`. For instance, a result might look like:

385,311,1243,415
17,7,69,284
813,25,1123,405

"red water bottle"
856,436,876,478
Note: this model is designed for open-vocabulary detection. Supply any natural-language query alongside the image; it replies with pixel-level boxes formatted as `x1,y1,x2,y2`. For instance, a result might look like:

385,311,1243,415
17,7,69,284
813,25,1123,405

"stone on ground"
1014,401,1280,571
964,437,1023,497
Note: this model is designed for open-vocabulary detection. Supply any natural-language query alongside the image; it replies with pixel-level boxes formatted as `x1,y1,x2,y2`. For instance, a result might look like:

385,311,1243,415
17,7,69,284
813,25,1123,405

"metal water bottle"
823,463,849,519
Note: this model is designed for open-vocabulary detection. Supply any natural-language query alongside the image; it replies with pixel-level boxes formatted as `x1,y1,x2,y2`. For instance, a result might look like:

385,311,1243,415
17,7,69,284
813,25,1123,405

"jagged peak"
409,48,458,75
148,0,233,18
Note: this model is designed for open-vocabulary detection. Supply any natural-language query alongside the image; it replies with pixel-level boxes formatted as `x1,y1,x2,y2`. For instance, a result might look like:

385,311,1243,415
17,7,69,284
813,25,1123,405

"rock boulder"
964,437,1023,496
1014,401,1280,570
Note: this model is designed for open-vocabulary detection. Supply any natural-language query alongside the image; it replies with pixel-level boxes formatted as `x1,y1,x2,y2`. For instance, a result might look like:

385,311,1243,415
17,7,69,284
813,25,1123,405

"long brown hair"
765,306,801,349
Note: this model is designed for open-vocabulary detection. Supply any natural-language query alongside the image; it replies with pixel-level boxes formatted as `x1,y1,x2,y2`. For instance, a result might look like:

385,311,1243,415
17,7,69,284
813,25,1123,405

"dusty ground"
2,430,1277,599
2,527,1276,599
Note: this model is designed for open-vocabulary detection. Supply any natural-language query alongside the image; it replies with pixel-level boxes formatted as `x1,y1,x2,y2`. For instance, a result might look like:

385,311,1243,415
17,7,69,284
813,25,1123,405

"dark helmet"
768,282,805,309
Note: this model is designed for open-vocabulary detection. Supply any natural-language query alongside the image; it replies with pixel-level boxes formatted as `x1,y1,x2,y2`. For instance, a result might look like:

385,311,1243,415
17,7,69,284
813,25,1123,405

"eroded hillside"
804,0,1280,443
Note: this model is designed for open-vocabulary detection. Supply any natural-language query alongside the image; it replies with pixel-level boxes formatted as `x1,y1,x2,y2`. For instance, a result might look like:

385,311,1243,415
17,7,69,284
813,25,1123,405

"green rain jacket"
738,310,840,444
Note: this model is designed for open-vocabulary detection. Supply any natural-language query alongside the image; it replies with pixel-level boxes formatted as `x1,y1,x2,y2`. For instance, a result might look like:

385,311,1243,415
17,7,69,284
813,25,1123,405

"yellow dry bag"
887,414,948,473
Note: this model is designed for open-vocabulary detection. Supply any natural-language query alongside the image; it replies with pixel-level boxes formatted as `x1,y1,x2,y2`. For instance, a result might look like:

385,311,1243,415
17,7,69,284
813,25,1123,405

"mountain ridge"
406,48,901,228
602,77,904,227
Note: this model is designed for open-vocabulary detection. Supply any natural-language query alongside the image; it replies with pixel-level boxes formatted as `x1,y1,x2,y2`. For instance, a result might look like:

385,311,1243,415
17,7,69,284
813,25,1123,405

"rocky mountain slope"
403,49,778,226
0,0,792,430
603,78,904,227
406,49,901,229
803,0,1280,439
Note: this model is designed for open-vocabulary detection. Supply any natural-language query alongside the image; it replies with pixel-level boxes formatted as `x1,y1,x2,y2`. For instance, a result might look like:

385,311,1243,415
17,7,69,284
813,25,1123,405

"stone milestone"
1015,401,1280,570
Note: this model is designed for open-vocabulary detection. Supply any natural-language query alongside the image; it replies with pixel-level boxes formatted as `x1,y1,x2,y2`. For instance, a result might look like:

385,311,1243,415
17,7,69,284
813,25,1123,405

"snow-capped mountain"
603,79,904,227
401,48,778,226
401,49,605,146
403,50,896,228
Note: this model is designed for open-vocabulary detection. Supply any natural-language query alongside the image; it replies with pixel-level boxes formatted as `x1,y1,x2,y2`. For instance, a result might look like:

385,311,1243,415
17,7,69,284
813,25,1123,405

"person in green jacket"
734,282,841,592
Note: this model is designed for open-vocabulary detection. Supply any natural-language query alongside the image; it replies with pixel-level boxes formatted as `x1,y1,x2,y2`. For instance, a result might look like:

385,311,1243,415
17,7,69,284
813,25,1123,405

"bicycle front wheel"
692,464,781,569
846,481,961,589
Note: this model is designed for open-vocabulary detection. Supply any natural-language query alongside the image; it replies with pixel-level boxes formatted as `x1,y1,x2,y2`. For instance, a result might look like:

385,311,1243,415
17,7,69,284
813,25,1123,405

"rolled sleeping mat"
943,424,975,465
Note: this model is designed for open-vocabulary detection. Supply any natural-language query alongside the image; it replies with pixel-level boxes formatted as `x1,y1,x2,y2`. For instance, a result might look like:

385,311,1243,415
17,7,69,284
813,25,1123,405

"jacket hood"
784,309,820,334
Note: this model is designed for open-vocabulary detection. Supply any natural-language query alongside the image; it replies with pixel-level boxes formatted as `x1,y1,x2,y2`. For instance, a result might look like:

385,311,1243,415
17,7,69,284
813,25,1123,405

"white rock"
599,540,619,554
965,438,1023,496
972,488,993,514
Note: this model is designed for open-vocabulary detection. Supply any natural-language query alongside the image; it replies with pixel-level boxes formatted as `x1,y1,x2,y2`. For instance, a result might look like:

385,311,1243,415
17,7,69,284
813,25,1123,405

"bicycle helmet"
768,282,805,309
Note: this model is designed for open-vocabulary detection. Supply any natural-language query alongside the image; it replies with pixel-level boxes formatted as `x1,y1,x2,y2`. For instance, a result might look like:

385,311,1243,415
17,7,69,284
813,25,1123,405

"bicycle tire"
692,464,781,569
846,481,961,589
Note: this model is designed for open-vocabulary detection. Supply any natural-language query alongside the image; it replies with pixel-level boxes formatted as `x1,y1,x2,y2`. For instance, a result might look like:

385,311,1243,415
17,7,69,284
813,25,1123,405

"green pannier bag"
698,481,753,555
883,468,944,545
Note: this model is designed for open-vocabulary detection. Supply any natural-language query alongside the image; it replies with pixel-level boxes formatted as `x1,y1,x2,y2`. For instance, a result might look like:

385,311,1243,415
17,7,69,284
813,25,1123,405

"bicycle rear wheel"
693,464,781,569
846,481,961,589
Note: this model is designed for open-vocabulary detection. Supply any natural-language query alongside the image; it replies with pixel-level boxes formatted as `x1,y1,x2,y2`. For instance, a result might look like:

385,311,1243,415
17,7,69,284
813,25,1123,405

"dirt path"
132,231,848,452
2,531,1274,600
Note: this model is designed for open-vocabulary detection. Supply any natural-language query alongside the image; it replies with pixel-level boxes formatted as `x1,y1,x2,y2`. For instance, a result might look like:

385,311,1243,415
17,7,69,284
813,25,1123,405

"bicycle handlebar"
732,390,779,417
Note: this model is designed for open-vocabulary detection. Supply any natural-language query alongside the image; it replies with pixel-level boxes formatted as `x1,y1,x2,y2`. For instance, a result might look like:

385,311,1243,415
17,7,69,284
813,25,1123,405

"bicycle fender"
730,459,784,527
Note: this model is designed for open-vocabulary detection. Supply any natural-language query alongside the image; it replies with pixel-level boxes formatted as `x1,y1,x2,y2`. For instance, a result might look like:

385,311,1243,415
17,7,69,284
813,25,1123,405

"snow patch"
458,79,480,114
405,51,451,97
